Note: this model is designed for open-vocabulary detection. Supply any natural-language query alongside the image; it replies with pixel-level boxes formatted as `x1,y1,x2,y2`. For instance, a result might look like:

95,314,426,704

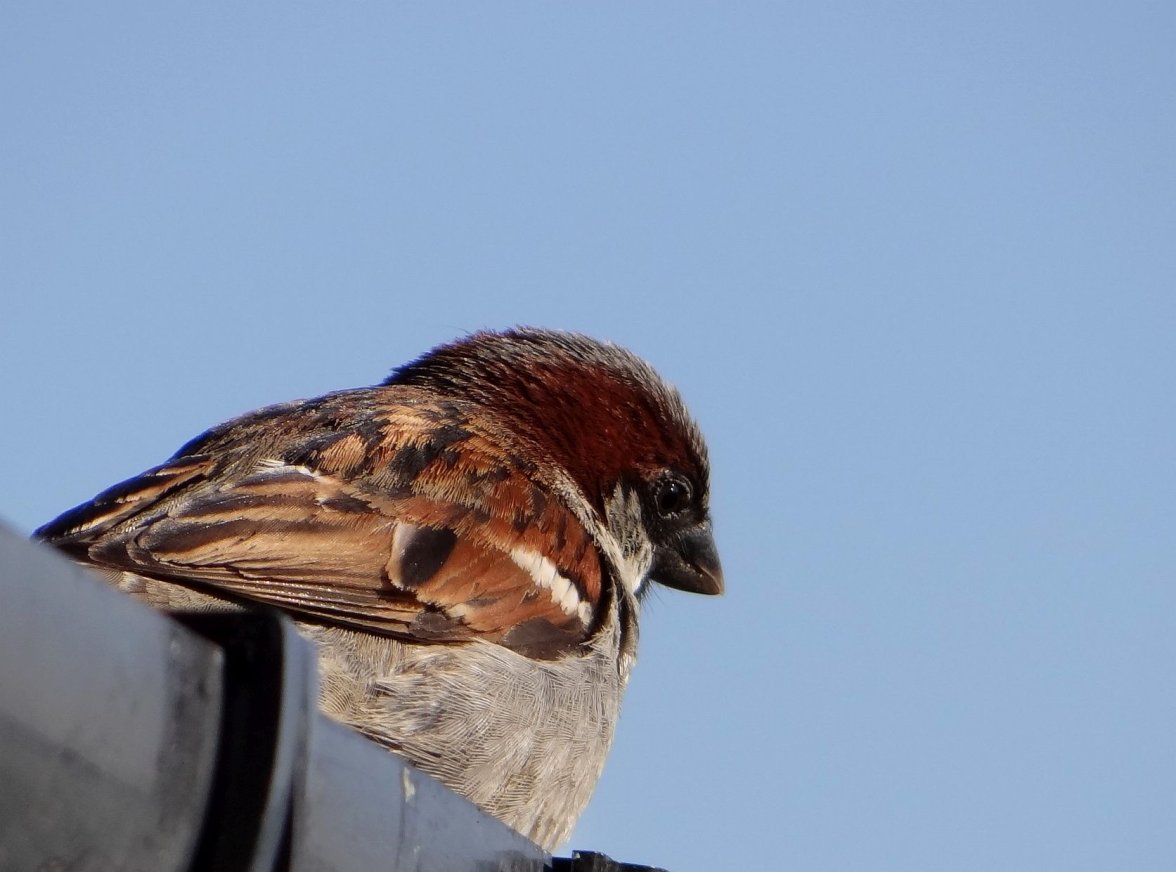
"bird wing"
35,389,605,658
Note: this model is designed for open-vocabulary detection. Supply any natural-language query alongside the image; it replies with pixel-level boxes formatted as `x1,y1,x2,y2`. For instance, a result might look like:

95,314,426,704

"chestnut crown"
388,329,707,508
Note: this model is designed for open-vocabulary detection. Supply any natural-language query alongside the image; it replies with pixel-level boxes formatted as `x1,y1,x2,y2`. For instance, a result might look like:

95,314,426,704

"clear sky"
3,4,1174,870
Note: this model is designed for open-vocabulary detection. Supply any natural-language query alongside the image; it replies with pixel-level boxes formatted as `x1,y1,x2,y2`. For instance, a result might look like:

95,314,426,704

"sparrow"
34,327,723,851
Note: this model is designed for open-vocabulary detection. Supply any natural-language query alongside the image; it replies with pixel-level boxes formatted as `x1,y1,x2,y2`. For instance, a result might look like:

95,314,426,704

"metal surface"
290,717,548,872
174,610,316,872
0,526,224,872
550,852,668,872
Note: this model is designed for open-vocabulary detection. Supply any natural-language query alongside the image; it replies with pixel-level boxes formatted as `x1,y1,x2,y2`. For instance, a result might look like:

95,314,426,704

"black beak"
650,521,724,595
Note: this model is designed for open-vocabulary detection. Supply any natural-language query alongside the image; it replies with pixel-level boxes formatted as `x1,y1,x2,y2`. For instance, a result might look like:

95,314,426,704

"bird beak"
650,521,724,595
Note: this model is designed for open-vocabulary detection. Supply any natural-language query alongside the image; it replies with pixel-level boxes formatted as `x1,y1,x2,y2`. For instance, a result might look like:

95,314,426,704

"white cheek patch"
509,546,593,625
620,549,653,598
602,484,654,598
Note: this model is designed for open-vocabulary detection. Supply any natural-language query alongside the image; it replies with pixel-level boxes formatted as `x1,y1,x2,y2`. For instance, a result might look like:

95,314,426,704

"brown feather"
38,390,605,658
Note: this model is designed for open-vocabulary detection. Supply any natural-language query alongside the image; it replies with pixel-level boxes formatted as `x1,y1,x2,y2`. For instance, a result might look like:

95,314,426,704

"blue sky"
3,4,1174,870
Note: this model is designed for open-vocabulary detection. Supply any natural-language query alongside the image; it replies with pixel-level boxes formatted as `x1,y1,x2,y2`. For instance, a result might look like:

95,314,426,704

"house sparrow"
34,327,723,851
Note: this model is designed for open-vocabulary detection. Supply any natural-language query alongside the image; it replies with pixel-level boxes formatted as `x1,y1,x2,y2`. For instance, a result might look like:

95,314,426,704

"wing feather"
37,389,606,658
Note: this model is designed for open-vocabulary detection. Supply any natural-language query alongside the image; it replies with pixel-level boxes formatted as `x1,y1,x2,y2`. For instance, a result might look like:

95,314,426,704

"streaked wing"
36,389,605,658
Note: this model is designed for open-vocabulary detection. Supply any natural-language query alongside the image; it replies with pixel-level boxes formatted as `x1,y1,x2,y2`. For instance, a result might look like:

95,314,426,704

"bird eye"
653,476,692,519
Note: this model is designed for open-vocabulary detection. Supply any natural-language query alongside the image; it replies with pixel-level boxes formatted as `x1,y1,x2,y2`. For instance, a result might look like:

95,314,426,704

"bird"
34,327,723,851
